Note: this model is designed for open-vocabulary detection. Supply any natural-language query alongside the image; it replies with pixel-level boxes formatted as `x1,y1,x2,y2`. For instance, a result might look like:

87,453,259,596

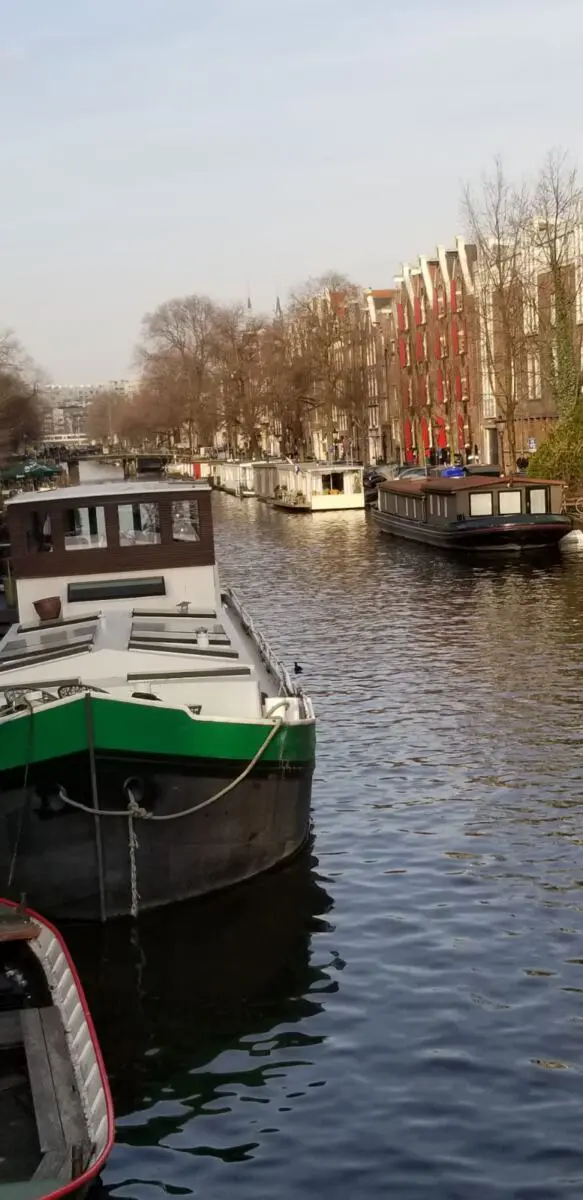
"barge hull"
0,750,313,920
371,508,570,552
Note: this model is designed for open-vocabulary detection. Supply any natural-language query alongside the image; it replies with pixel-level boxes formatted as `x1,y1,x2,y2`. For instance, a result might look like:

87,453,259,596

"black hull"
371,507,571,553
0,752,313,921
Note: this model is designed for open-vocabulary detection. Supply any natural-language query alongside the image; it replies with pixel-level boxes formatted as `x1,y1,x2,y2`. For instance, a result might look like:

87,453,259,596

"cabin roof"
6,480,210,507
379,475,565,496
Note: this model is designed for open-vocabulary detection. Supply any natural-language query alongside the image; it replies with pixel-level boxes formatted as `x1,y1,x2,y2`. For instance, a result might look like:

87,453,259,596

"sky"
1,0,582,381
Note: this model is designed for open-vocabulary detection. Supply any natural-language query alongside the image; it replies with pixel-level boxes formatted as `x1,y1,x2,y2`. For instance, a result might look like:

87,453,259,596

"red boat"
0,897,114,1198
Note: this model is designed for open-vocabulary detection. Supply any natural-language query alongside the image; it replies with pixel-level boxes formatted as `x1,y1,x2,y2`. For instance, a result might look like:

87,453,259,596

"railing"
222,587,309,718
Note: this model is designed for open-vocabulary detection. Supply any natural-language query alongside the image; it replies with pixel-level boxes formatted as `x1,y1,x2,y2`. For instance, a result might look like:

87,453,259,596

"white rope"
40,700,290,823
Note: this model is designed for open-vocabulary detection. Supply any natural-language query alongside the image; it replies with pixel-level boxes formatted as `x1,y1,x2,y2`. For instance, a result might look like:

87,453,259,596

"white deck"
0,600,305,723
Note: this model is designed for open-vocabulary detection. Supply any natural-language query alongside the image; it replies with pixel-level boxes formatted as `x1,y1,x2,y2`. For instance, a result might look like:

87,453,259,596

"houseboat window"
404,498,409,518
68,576,166,603
172,499,200,542
322,473,345,494
528,488,547,514
429,495,434,515
64,506,107,550
118,503,161,546
25,510,52,554
498,491,522,515
469,492,493,517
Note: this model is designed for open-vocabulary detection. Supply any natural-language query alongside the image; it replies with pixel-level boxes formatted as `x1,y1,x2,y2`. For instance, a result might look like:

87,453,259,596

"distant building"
40,380,138,442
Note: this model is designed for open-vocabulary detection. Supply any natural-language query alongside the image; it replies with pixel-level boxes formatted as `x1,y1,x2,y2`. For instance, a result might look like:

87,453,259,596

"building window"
469,492,493,517
118,503,161,546
437,289,446,317
172,500,200,542
25,511,53,554
498,490,522,515
527,352,541,400
528,488,548,514
64,506,107,550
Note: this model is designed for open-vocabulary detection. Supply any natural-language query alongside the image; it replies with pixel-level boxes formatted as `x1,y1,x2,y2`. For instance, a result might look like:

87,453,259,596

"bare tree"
529,150,583,419
0,370,41,459
464,160,529,470
137,296,222,452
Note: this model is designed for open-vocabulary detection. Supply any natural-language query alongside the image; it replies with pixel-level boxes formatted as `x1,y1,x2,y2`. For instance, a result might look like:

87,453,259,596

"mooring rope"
10,693,291,917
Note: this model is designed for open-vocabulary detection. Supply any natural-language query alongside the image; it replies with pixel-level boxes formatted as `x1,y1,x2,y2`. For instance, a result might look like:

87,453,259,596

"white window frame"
498,490,522,516
469,492,493,517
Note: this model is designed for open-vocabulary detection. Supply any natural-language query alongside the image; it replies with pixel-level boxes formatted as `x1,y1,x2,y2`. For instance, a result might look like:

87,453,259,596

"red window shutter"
454,370,462,402
399,337,407,368
414,296,421,326
451,320,459,356
437,368,444,405
433,289,438,316
397,302,405,331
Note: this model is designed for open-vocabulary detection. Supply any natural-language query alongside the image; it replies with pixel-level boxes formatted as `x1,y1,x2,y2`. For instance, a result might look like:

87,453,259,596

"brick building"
390,239,481,465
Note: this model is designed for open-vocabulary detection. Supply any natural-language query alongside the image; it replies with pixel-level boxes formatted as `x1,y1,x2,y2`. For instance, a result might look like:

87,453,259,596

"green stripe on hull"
0,696,315,771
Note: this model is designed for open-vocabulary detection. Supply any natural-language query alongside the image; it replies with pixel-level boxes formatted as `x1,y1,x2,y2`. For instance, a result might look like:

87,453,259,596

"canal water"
69,494,583,1199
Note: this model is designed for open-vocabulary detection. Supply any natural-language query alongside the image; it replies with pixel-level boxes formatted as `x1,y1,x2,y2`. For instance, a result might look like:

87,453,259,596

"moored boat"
372,474,571,552
0,897,114,1196
253,461,365,511
0,480,315,920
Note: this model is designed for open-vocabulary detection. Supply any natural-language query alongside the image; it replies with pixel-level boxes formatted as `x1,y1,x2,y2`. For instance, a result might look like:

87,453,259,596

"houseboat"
0,480,315,921
213,460,256,497
253,462,365,511
372,475,570,552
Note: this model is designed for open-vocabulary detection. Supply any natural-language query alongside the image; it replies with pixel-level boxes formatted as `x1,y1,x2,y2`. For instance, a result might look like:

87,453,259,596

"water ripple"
71,494,583,1200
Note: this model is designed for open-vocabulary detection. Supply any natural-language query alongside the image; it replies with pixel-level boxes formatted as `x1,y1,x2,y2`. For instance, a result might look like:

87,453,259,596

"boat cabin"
253,461,364,511
377,475,565,524
5,480,216,624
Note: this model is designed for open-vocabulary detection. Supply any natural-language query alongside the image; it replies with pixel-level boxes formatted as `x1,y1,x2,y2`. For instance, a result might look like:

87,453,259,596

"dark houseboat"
372,474,571,552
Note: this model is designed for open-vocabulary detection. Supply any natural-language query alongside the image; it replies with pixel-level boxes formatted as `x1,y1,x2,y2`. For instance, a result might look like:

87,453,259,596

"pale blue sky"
1,0,581,380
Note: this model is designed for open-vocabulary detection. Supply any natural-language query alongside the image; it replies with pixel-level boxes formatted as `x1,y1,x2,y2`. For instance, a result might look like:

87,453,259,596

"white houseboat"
213,461,256,497
253,462,365,512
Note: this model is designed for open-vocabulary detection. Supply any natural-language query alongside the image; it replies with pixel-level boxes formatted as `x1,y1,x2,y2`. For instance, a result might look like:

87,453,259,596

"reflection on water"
79,495,583,1198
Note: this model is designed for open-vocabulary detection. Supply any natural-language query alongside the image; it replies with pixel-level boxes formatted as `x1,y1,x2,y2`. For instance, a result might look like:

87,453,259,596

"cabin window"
24,510,53,554
68,576,166,603
469,492,493,517
172,499,200,542
429,495,434,515
527,487,548,514
118,503,161,546
404,498,409,518
498,490,522,516
322,473,345,494
64,506,107,550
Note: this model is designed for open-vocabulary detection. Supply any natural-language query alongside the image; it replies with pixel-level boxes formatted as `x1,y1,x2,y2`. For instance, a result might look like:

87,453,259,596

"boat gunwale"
0,897,115,1200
